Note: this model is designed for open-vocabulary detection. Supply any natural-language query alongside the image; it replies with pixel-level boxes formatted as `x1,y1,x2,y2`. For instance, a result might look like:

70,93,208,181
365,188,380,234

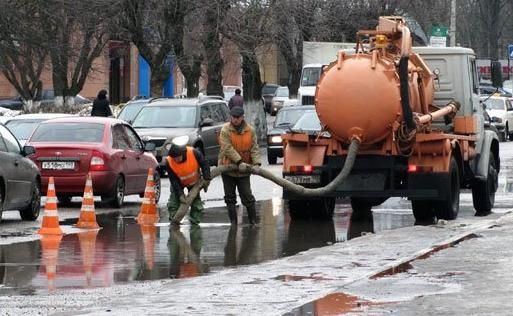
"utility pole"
449,0,456,46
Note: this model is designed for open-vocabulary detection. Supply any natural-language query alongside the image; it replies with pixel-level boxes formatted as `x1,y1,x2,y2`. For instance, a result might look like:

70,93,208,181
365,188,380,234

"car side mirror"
22,145,36,156
144,142,156,151
491,60,503,88
200,117,214,127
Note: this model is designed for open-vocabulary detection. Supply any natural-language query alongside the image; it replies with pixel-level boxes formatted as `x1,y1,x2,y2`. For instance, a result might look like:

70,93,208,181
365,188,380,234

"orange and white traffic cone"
140,223,156,271
137,168,159,225
78,230,98,287
38,177,63,235
75,173,99,229
40,234,63,291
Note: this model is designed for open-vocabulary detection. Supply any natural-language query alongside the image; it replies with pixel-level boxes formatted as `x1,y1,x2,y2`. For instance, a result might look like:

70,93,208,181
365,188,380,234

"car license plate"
42,161,75,170
284,175,321,184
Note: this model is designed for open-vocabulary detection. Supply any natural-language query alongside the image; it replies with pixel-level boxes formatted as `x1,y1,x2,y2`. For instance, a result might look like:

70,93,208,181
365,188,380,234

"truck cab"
298,64,323,106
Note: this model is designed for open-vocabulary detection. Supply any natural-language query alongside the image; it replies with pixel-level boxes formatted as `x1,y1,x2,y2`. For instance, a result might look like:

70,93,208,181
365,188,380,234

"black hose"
399,56,416,130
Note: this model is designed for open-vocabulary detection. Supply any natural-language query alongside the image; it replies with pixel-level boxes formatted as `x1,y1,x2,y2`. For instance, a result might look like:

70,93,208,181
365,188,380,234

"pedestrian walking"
218,106,261,225
228,88,243,109
91,89,113,117
166,142,211,225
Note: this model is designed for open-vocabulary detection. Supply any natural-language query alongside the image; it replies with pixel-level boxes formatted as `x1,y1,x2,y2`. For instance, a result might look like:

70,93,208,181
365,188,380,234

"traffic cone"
137,168,159,225
40,234,62,291
38,177,63,235
140,223,156,270
78,230,98,287
75,173,99,229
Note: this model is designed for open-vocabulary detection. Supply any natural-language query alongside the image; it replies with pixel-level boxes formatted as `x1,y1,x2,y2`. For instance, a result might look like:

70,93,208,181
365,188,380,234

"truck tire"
288,198,335,221
434,157,460,220
472,154,498,216
350,198,373,221
267,152,277,165
411,200,436,224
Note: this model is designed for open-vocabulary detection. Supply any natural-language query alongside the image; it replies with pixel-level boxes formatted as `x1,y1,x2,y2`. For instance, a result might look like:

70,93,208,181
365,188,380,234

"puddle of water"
285,292,378,315
0,199,413,295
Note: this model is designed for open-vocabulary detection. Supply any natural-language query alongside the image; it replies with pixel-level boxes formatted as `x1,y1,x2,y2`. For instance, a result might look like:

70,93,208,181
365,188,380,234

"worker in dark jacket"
91,89,113,117
166,142,211,225
228,88,243,109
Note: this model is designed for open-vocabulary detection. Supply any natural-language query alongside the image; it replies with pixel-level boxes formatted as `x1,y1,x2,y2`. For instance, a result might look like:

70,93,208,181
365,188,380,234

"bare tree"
203,0,230,97
223,0,273,101
118,0,178,97
0,1,47,111
169,1,204,97
37,0,115,108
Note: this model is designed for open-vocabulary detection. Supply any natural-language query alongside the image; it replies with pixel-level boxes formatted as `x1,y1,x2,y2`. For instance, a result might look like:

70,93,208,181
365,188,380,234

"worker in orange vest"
166,142,211,225
218,106,261,225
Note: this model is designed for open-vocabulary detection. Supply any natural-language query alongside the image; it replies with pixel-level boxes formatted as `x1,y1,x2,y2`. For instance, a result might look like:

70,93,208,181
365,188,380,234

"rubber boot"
247,205,257,226
227,204,238,225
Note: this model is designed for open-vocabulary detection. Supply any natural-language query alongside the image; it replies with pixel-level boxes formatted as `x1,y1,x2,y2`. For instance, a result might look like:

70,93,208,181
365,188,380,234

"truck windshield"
301,67,321,87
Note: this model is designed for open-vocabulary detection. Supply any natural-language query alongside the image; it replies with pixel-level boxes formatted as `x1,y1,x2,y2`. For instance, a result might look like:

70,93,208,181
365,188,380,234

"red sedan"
26,117,160,207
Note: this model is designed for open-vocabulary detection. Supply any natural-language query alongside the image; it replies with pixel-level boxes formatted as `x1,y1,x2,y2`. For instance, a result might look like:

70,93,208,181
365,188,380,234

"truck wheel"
411,200,436,225
288,200,311,220
350,198,373,221
434,157,460,220
288,198,335,220
472,154,498,216
267,152,277,165
312,197,335,220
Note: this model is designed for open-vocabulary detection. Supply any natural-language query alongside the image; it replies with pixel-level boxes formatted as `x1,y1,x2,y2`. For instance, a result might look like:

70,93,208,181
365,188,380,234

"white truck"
298,41,355,105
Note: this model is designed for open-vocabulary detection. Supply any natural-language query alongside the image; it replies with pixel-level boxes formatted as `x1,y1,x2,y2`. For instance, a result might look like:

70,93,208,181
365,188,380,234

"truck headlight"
270,135,282,143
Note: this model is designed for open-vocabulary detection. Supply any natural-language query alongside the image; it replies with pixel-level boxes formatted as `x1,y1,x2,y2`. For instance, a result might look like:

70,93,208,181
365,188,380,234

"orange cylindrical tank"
315,51,433,145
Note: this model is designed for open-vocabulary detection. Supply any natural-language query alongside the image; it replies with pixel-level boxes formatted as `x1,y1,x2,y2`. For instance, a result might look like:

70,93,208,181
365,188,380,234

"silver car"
0,124,41,223
132,97,230,174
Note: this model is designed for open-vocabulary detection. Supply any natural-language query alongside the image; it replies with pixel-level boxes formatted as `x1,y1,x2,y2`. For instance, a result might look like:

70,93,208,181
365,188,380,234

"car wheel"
267,152,277,165
19,181,41,221
57,194,72,206
0,187,3,224
102,175,125,208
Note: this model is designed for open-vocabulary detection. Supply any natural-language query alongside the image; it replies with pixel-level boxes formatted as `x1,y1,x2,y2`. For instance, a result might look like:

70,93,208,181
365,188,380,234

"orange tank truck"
282,16,500,223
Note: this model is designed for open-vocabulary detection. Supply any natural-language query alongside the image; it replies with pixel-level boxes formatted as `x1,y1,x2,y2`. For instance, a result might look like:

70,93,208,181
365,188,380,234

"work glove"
179,194,187,204
202,179,211,193
252,163,261,173
238,162,251,173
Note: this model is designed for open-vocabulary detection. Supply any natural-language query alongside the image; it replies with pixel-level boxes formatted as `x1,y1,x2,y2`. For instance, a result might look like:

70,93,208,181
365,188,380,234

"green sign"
431,26,448,37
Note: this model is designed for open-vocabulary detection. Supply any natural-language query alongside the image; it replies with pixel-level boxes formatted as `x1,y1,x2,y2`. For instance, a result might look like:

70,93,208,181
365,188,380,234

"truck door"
469,56,484,154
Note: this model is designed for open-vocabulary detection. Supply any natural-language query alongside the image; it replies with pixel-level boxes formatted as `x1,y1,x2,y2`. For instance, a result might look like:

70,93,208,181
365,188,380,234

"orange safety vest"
223,128,253,165
166,147,200,187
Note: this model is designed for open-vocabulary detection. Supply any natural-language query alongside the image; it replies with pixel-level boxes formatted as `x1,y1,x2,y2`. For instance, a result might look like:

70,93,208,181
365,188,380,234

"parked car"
270,86,290,116
0,96,24,110
479,85,512,98
481,96,513,141
483,106,502,141
132,97,230,173
0,124,40,222
261,84,279,114
117,98,152,124
267,105,314,164
4,113,73,146
25,117,160,208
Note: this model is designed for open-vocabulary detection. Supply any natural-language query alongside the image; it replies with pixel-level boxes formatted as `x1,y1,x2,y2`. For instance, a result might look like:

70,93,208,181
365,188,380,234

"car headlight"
171,135,190,146
270,135,282,143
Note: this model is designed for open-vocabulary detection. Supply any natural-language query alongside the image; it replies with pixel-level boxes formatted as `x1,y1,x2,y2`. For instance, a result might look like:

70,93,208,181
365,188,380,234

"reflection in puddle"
285,292,378,315
0,199,412,294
